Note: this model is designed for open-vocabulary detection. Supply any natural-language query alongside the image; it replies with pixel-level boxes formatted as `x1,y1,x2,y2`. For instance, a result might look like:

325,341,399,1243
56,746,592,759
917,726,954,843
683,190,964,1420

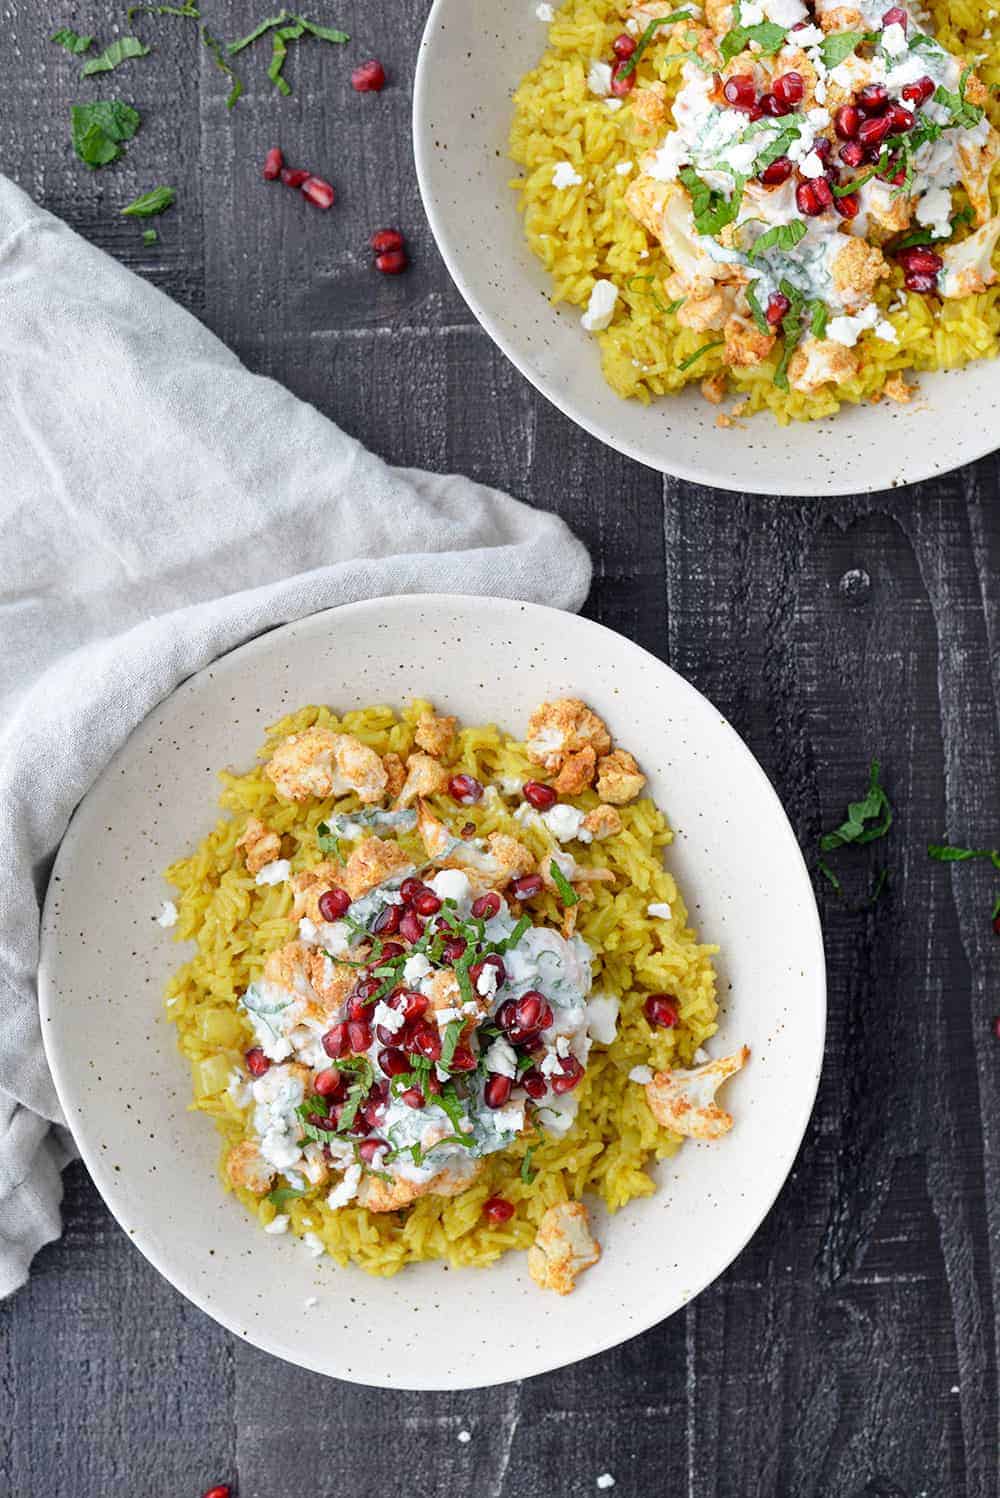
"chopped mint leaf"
745,279,770,335
440,1019,464,1071
70,99,141,169
521,1144,538,1183
316,820,345,865
616,9,693,78
747,218,807,262
928,844,1000,868
933,66,984,129
121,185,176,217
679,165,745,236
819,32,864,69
268,1185,308,1207
548,858,580,906
201,26,244,108
810,301,828,339
772,279,806,392
720,18,786,63
142,228,158,244
81,36,151,75
820,760,893,851
51,28,94,54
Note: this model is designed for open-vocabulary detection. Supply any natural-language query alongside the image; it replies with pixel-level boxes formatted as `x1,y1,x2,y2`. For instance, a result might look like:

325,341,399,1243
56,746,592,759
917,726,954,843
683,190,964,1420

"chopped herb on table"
928,843,1000,933
51,28,94,54
81,36,151,76
227,10,350,97
817,759,893,902
142,228,159,244
122,185,176,218
70,99,141,169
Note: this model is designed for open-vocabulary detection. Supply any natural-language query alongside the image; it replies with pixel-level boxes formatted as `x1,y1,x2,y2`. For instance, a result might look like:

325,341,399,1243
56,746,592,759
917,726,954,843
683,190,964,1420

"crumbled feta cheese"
255,858,290,886
403,952,433,985
614,160,634,175
302,1231,326,1257
304,1296,319,1308
798,150,825,179
372,1000,405,1035
484,1037,519,1079
881,21,907,56
552,161,583,189
647,132,690,182
629,1065,654,1084
647,901,672,920
542,803,591,842
693,1046,709,1064
299,916,319,944
536,1,555,18
792,22,824,46
597,1475,616,1490
326,1164,362,1210
806,106,830,128
435,1006,463,1026
874,319,898,343
157,900,178,928
581,279,619,332
585,992,619,1044
826,303,881,346
430,868,472,905
476,962,501,998
555,1034,571,1058
540,1049,563,1077
491,1100,526,1134
605,97,624,111
741,0,764,19
916,184,952,240
264,1214,290,1234
588,60,613,97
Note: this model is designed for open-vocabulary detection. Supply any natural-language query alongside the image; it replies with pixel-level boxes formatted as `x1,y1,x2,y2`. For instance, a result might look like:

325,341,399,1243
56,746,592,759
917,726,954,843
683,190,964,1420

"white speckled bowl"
39,595,825,1389
412,0,1000,495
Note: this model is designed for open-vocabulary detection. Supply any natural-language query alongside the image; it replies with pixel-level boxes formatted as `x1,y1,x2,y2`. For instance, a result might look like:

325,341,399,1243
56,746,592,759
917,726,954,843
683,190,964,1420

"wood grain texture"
1,2,999,1495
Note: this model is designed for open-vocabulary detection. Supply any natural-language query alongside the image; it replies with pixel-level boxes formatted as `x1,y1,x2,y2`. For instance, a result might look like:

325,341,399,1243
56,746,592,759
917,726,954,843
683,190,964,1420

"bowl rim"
411,0,1000,497
39,593,828,1386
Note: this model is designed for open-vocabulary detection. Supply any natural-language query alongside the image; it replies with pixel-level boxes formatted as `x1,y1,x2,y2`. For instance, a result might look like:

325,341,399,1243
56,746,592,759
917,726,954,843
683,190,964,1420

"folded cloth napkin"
0,174,591,1298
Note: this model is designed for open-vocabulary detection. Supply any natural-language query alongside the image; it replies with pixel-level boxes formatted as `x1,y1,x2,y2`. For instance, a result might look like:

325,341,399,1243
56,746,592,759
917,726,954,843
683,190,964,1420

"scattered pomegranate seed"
442,936,468,962
470,953,506,992
612,32,637,59
857,82,889,115
358,1137,386,1163
380,941,405,961
352,58,386,92
471,892,502,920
483,1195,516,1224
796,180,826,216
886,102,915,133
347,1020,372,1053
834,104,860,139
813,177,834,208
992,1014,1000,1036
550,1055,585,1094
515,991,554,1033
399,876,425,904
398,990,430,1021
378,1046,410,1077
401,1086,425,1109
993,909,1000,937
314,1067,345,1099
881,5,907,27
836,192,860,218
450,1045,478,1072
322,1023,349,1059
898,246,943,274
202,1488,231,1498
262,147,283,180
375,248,408,274
760,92,790,117
858,113,892,147
520,1066,548,1099
761,155,794,185
723,74,756,110
839,140,866,166
370,227,404,254
399,908,425,943
644,993,680,1029
372,903,402,936
511,872,545,900
523,780,557,811
747,102,764,121
245,1047,270,1077
449,773,484,805
772,71,804,106
905,269,938,291
301,176,335,210
280,167,310,188
765,292,790,326
901,75,934,105
318,887,351,921
484,1073,514,1109
407,1021,442,1061
413,889,442,916
610,60,636,95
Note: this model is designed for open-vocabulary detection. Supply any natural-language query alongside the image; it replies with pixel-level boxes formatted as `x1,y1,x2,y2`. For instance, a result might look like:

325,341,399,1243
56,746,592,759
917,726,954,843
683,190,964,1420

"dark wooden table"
3,4,999,1495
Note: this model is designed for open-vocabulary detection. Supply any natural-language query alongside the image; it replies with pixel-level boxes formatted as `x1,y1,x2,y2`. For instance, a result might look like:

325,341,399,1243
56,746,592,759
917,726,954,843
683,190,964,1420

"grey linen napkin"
0,174,591,1297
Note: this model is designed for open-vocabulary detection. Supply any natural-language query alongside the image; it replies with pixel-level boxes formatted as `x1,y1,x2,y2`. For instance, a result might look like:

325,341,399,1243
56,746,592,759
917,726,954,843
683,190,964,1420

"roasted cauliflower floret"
939,215,1000,296
267,727,388,804
527,1201,601,1294
485,832,537,885
236,816,282,876
724,311,775,368
595,749,646,805
645,1046,750,1139
342,836,413,899
525,699,612,771
629,81,671,137
358,1160,483,1212
225,1140,274,1196
396,751,450,808
290,860,345,923
382,751,407,801
814,1,866,32
413,712,458,758
553,745,598,796
675,281,737,332
958,117,1000,226
262,939,320,997
860,179,913,237
787,336,859,394
582,804,623,841
882,371,917,403
303,949,355,1011
830,236,890,312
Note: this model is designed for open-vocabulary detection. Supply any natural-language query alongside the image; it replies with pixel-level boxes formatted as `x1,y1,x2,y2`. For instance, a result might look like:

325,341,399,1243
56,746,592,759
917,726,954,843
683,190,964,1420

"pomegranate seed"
352,58,386,91
360,1091,388,1129
262,147,283,180
515,991,554,1032
511,873,545,900
858,114,892,147
747,102,764,120
379,940,405,961
408,1021,442,1061
644,993,680,1029
470,953,506,991
372,903,402,936
471,892,502,920
449,1045,478,1072
301,176,335,210
483,1195,516,1224
245,1047,270,1077
484,1073,513,1109
760,92,790,117
314,1066,344,1098
280,167,310,188
834,104,861,139
448,773,484,805
550,1055,585,1094
202,1488,231,1498
765,292,790,325
901,75,934,105
886,103,915,132
398,990,429,1021
442,936,468,962
318,887,351,921
399,877,425,904
399,908,424,943
761,155,794,185
358,1137,386,1163
521,1067,548,1099
347,992,374,1021
378,1046,410,1077
401,1086,425,1109
322,1023,349,1059
992,1015,1000,1035
723,74,756,109
375,248,409,275
796,181,824,216
813,177,834,208
370,227,404,254
413,889,442,916
610,60,635,95
857,83,889,115
523,781,557,811
347,1020,372,1053
898,246,943,274
904,269,937,292
836,192,860,218
813,137,833,161
839,140,866,166
612,32,637,58
993,910,1000,937
772,70,804,106
881,5,907,27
